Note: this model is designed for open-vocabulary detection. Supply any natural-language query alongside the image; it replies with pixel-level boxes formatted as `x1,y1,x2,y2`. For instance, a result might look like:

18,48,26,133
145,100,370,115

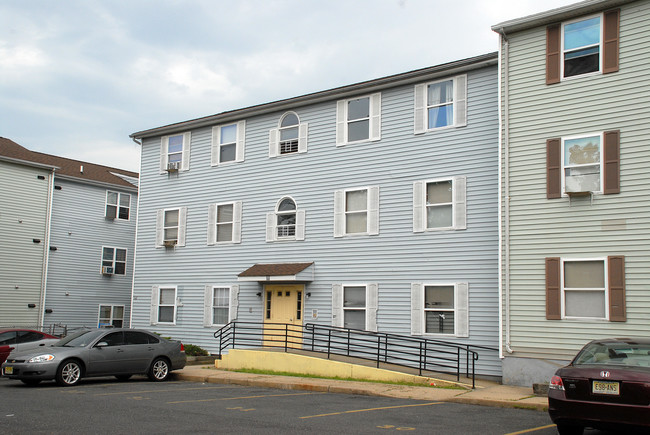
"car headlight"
28,354,55,363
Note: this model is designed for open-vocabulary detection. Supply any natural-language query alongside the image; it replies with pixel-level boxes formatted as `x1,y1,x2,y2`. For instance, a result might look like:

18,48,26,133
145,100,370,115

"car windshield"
56,330,105,347
574,341,650,367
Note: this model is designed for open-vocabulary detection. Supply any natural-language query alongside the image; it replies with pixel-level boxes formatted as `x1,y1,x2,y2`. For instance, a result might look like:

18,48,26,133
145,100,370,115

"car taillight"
549,375,565,391
180,343,185,353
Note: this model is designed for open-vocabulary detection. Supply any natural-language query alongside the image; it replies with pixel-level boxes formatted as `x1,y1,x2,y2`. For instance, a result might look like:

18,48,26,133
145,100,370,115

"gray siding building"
0,139,138,331
130,53,503,377
493,0,650,386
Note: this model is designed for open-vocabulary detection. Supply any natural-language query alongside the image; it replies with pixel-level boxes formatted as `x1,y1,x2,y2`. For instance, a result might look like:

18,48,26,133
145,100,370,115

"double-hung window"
160,132,191,172
155,207,187,247
266,197,306,242
546,130,619,198
98,305,124,328
413,176,466,232
546,10,619,84
333,187,379,237
545,256,626,321
414,75,467,133
336,93,381,145
331,284,378,332
151,286,177,325
411,283,469,337
203,285,239,326
207,202,242,245
269,112,308,156
101,247,127,275
105,191,131,220
211,121,246,165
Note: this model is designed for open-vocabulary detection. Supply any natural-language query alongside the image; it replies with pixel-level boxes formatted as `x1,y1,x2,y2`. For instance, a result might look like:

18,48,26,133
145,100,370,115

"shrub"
184,344,209,356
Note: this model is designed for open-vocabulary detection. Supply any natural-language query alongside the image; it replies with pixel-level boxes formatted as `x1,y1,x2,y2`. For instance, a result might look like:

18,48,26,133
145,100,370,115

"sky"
1,0,580,173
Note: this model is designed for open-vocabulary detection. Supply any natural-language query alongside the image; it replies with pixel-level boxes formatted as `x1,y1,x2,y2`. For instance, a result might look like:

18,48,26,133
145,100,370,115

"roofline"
0,155,58,171
55,173,138,192
491,0,636,35
131,52,498,140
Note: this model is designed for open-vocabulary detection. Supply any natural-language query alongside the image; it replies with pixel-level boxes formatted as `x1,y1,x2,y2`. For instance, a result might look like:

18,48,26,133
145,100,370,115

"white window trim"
151,285,178,325
211,121,246,166
159,132,191,173
414,75,467,134
411,282,469,338
413,176,466,233
203,284,240,327
266,196,306,242
560,257,609,321
331,283,378,332
336,93,381,146
560,132,604,196
207,201,242,245
155,207,188,248
269,112,309,157
97,304,125,328
100,246,127,275
560,13,604,82
334,186,380,237
105,191,131,221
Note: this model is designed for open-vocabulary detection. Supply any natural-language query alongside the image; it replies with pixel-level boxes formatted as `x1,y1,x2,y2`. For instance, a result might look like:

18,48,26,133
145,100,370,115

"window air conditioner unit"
167,161,180,172
102,266,114,275
565,174,599,194
163,239,177,248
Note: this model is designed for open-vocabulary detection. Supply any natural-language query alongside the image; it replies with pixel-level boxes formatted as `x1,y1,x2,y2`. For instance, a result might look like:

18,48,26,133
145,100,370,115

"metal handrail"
214,322,496,388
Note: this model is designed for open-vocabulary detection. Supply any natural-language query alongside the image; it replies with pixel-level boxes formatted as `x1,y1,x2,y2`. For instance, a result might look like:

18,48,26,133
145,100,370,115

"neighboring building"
129,53,503,378
492,0,650,386
0,138,138,331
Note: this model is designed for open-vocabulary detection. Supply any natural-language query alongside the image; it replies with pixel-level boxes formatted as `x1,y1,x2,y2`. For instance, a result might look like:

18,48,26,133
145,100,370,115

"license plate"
4,366,13,375
593,380,619,395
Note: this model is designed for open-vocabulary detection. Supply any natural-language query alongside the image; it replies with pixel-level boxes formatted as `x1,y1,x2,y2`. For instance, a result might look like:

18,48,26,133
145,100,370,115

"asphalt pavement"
173,365,549,412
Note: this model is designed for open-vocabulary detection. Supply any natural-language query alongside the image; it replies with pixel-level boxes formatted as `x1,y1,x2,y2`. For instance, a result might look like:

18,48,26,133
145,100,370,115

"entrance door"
263,284,303,348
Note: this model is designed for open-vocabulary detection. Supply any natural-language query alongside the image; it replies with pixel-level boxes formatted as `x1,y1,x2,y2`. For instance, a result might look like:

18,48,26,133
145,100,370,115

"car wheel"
20,379,42,387
148,357,170,382
115,375,132,381
556,424,584,435
56,360,83,386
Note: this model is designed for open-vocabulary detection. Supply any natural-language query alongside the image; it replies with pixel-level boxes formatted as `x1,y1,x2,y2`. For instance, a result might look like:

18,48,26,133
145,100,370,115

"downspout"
500,29,514,355
38,168,56,328
129,136,143,327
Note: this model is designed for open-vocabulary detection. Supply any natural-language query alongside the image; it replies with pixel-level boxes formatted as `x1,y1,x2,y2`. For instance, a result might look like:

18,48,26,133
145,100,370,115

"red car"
548,338,650,434
0,329,59,365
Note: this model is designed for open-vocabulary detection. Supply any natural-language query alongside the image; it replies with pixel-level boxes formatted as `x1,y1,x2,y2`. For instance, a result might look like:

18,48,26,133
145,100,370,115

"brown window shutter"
546,25,561,84
603,130,620,194
546,257,561,320
608,256,626,322
603,9,620,74
547,138,561,199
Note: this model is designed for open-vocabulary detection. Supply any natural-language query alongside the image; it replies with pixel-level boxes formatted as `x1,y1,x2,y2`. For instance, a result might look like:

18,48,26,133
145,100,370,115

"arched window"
279,112,299,154
276,197,296,237
266,197,306,242
269,112,308,157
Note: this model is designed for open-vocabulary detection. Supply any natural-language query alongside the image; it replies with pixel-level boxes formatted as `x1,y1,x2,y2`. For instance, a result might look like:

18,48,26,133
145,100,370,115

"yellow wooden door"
263,284,303,348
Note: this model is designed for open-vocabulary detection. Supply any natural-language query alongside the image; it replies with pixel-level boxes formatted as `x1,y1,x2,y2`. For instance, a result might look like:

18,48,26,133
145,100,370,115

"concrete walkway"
173,365,548,412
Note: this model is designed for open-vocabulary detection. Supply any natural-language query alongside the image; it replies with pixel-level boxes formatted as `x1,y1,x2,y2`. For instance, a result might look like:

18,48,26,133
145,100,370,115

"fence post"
284,324,288,352
376,336,381,368
232,322,236,349
327,329,332,359
418,342,423,376
422,340,427,373
456,347,460,381
310,325,315,351
383,336,388,363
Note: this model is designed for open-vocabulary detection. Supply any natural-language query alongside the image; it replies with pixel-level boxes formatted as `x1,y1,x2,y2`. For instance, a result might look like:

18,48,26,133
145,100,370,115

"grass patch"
227,368,467,390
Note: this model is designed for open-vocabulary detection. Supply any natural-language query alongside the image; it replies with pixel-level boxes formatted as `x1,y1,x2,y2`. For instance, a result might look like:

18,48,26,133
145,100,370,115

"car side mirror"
95,342,108,348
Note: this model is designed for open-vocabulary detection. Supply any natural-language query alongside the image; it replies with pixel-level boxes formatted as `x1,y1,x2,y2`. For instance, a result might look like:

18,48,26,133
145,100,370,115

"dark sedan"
548,338,650,434
1,328,186,386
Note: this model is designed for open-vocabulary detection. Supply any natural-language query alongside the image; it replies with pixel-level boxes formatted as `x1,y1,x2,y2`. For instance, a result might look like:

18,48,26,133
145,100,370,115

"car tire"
115,375,132,381
56,359,83,386
148,357,170,382
20,379,42,387
556,424,584,435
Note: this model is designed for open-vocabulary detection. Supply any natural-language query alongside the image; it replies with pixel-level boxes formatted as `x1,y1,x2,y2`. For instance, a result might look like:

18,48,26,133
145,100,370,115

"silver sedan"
1,328,186,386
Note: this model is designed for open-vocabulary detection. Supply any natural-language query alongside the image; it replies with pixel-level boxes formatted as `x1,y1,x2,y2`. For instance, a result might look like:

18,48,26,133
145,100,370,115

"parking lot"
0,375,566,434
